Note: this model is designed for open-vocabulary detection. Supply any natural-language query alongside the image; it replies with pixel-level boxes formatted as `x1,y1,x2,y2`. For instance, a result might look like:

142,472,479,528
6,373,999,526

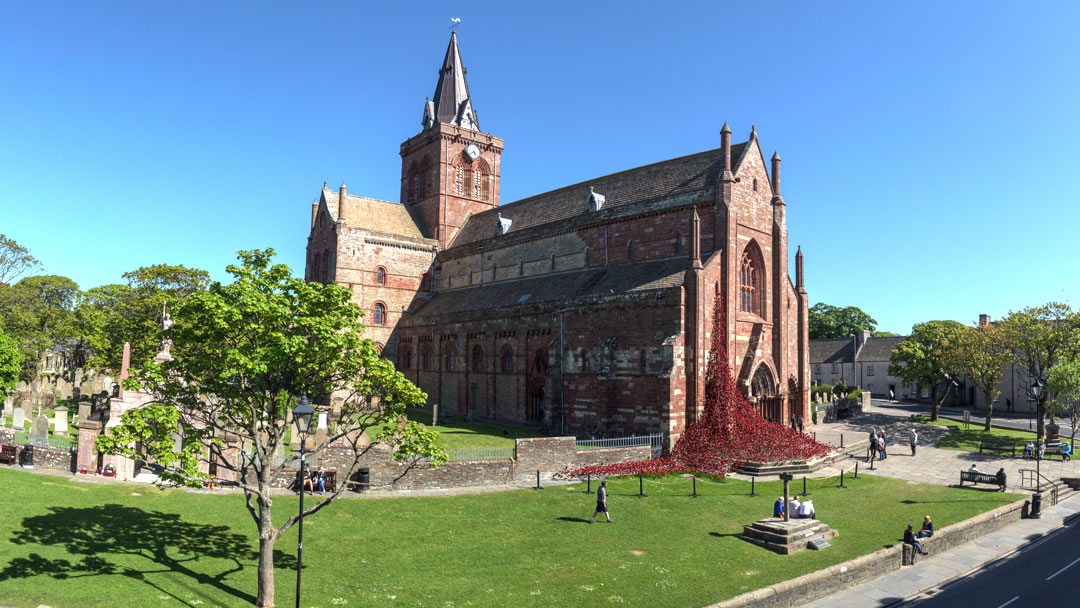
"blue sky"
2,1,1077,334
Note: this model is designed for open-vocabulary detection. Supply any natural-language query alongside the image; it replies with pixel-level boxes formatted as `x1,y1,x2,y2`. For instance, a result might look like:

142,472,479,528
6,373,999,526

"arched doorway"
526,350,547,423
750,365,782,421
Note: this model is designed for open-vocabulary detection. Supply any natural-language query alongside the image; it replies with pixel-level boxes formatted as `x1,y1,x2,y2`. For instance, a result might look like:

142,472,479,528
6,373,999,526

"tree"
0,327,23,400
948,322,1010,431
888,320,965,421
871,330,899,337
77,264,209,375
0,234,40,285
999,303,1080,440
0,275,80,382
1046,358,1080,450
808,303,877,339
96,249,443,608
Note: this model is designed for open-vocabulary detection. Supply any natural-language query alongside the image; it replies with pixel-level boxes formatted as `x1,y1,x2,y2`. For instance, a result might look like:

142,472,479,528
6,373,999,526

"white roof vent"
588,186,606,212
497,213,512,235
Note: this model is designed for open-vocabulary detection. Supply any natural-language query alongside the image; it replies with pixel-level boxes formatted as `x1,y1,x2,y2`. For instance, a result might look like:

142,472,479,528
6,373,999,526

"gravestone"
77,402,91,424
72,387,81,403
317,412,328,430
54,407,69,436
42,393,56,410
31,415,50,444
2,394,11,416
13,407,25,430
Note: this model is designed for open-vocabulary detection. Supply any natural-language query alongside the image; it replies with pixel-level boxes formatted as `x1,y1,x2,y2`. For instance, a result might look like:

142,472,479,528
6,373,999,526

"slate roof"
856,336,906,362
324,189,431,242
408,257,688,318
810,339,854,364
431,32,478,130
449,143,748,250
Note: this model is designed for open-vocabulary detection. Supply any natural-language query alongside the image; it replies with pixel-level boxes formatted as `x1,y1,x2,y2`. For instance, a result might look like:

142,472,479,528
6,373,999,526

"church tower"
400,32,503,247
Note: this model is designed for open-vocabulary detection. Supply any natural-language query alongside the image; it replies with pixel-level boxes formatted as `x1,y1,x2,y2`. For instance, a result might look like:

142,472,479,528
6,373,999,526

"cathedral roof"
323,189,430,242
429,32,478,130
449,143,747,250
408,257,688,318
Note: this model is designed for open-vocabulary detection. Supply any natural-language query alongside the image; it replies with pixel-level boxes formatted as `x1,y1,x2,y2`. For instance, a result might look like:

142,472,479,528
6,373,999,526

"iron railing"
442,447,515,462
576,433,664,458
1019,468,1060,506
12,432,77,451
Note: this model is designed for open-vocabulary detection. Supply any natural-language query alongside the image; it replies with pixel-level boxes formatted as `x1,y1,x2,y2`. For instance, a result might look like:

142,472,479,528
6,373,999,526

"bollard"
586,473,594,494
636,475,647,498
749,477,758,497
814,431,817,442
854,462,859,478
802,476,810,496
838,470,847,488
690,477,700,498
840,433,845,448
534,470,543,490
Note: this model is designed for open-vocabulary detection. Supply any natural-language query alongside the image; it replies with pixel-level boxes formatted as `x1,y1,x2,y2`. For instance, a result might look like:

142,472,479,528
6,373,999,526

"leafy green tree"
77,264,209,375
0,275,80,382
999,303,1080,440
0,327,23,400
97,249,442,608
888,320,965,421
871,330,899,337
1046,358,1080,450
948,322,1011,431
808,303,878,339
0,234,40,285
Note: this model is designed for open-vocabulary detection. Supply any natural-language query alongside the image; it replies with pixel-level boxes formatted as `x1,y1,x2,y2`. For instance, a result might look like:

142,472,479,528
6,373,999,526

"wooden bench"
0,444,17,465
979,439,1015,456
1041,443,1067,461
960,470,1001,488
292,469,337,493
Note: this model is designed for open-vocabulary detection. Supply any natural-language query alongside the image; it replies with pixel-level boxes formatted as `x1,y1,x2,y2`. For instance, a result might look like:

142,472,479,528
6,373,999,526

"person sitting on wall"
773,496,785,518
996,467,1007,492
1062,443,1073,461
905,524,929,556
917,515,934,538
798,499,816,519
789,495,801,515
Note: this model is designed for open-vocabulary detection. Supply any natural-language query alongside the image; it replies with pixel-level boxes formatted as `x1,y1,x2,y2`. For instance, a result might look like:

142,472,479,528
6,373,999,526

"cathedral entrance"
749,366,782,421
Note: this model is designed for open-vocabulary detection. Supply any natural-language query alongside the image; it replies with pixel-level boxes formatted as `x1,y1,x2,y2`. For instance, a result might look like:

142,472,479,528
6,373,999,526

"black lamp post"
292,394,315,608
1031,378,1043,518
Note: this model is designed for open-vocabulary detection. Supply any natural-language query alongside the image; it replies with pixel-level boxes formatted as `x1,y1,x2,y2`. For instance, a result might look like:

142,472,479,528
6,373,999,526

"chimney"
338,182,347,222
979,314,991,326
771,151,781,195
858,330,871,349
721,122,732,174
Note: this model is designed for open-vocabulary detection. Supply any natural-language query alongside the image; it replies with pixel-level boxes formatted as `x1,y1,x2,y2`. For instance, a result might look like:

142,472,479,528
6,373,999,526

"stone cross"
779,473,794,522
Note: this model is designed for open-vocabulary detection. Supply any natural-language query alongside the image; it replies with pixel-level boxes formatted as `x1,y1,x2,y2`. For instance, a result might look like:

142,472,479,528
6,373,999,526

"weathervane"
450,17,461,30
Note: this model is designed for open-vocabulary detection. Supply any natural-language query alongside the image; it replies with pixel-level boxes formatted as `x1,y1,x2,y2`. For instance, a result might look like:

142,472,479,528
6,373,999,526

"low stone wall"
266,437,653,492
709,497,1026,608
0,429,76,473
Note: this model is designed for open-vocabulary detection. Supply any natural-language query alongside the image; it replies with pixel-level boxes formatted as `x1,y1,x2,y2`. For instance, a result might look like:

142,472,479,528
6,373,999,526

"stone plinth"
738,517,839,555
76,419,102,473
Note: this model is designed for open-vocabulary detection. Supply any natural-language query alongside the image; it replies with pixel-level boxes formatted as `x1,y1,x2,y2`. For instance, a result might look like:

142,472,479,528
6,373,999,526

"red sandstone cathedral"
305,33,810,444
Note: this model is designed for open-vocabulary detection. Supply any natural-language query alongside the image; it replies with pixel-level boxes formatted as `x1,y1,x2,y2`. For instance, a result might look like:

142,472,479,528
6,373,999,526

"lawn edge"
705,496,1028,608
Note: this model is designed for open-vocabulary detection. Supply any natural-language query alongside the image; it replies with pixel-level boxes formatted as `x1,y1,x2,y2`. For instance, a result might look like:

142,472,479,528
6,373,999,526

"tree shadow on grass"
0,504,297,606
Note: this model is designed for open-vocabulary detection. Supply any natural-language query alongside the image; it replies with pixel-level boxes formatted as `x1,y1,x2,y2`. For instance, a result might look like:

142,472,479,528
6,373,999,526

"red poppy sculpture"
559,298,833,479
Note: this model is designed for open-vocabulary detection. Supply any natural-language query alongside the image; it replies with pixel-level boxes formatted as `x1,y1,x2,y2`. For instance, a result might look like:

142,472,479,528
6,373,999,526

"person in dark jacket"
917,515,934,538
996,468,1007,492
904,524,928,555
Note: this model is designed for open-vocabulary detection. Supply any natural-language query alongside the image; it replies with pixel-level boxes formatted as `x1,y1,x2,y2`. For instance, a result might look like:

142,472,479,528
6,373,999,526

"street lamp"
1031,379,1043,518
292,393,315,608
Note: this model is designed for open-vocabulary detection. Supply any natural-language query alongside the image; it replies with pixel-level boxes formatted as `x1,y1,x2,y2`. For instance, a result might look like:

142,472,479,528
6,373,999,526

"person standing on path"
868,429,878,462
591,480,613,523
996,467,1007,492
878,434,887,460
910,429,918,456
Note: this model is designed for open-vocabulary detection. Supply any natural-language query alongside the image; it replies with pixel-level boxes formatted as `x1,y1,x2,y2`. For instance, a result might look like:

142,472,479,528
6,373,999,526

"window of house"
584,247,590,266
373,303,386,325
868,365,875,376
376,267,386,285
445,350,455,371
831,363,838,374
815,364,821,375
404,349,412,369
739,252,756,314
472,346,483,372
502,348,513,373
422,349,431,371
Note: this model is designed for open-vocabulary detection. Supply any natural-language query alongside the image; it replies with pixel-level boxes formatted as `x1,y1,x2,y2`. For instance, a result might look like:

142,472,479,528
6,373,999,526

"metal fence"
12,432,78,451
576,433,664,458
442,447,515,462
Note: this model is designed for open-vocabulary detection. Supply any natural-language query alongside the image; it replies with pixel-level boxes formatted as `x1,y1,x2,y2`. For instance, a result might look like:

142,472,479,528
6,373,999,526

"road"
871,399,1077,444
902,515,1080,607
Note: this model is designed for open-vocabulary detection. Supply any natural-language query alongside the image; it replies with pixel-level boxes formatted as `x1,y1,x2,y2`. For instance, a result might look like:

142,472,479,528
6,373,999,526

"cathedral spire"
430,31,478,130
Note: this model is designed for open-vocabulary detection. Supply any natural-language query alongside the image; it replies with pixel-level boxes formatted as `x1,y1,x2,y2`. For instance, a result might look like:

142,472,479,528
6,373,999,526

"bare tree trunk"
984,391,993,432
256,533,277,608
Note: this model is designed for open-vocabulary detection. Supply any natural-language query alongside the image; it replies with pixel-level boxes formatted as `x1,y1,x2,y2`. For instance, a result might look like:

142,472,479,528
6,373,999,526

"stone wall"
0,429,76,473
711,498,1026,608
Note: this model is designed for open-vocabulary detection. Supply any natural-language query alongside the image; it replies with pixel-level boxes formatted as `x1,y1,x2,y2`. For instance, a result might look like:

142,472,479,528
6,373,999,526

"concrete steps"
738,517,839,555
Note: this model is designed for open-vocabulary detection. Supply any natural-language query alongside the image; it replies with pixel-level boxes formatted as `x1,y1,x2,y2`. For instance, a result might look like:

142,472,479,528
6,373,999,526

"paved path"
802,492,1080,608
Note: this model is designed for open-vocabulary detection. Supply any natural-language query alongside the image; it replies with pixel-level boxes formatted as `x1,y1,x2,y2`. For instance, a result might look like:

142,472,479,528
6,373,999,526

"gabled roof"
407,257,688,318
810,339,854,364
430,32,478,130
322,188,431,242
450,143,747,249
856,336,906,363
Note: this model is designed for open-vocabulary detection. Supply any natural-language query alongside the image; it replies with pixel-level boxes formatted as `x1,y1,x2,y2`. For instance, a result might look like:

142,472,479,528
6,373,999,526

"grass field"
910,415,1047,452
0,467,1018,608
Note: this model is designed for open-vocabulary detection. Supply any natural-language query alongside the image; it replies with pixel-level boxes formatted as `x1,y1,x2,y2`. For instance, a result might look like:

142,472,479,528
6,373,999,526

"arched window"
584,247,591,266
740,252,756,314
753,178,759,192
420,157,432,198
404,349,413,369
627,241,635,261
550,253,556,271
473,161,487,201
376,267,386,285
323,248,331,283
676,233,684,255
373,303,387,325
407,162,417,202
454,163,465,196
422,348,431,371
472,346,484,372
445,349,455,371
501,347,514,373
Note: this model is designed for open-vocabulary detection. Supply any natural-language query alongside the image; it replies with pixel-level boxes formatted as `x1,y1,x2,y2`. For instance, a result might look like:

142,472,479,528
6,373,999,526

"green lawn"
362,409,543,450
0,468,1018,608
910,415,1047,452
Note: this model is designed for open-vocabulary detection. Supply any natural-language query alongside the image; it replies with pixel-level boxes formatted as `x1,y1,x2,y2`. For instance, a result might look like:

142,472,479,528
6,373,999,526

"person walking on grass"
591,480,613,523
